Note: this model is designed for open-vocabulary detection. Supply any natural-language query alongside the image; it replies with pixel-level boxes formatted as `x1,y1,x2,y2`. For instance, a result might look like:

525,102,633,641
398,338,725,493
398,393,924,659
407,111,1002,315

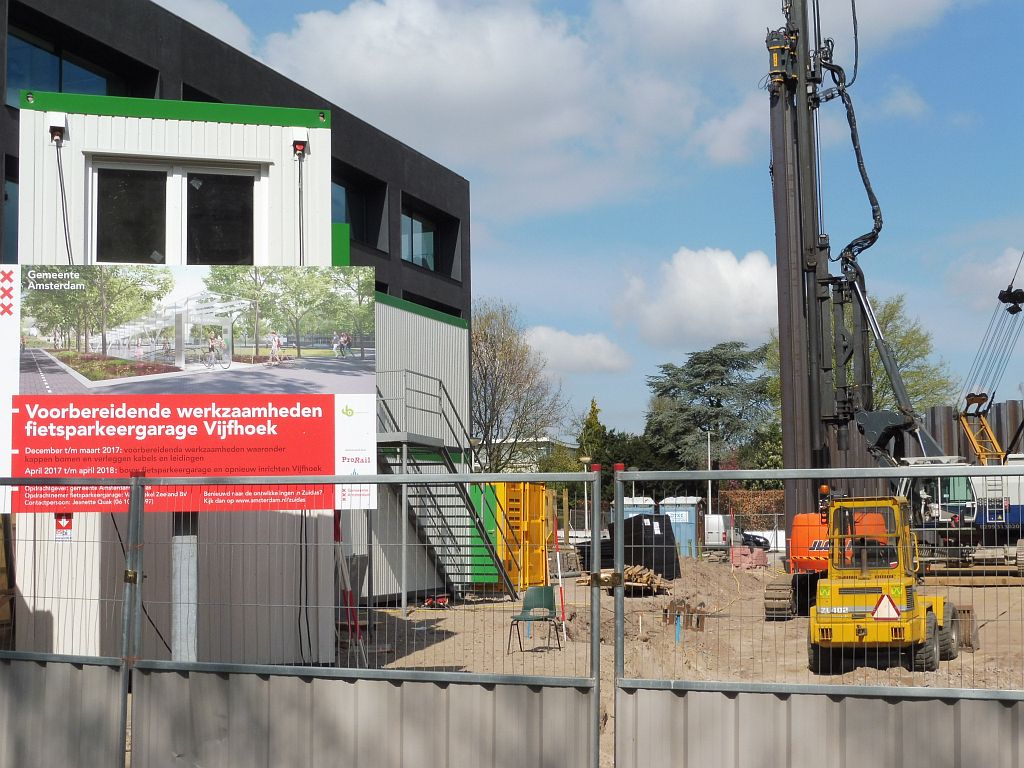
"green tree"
764,293,957,413
737,421,784,489
644,341,772,469
576,399,607,460
22,266,171,355
869,294,957,411
471,298,567,473
92,266,172,355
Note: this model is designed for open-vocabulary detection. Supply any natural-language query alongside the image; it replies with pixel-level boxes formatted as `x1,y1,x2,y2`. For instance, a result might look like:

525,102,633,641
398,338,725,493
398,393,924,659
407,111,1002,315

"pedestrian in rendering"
340,332,351,357
332,331,341,358
268,331,282,366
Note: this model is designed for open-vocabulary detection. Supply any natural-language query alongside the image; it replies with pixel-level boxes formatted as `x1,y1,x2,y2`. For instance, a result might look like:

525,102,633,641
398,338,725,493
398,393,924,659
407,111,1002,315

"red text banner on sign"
12,393,335,512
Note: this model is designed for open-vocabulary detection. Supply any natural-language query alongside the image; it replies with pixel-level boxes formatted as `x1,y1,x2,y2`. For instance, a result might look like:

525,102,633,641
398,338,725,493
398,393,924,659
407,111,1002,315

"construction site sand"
373,560,1024,766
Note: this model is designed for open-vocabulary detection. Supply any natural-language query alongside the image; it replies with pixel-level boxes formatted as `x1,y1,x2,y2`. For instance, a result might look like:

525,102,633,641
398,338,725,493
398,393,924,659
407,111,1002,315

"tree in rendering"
22,265,171,355
471,298,567,473
263,268,335,357
328,267,375,357
204,266,275,358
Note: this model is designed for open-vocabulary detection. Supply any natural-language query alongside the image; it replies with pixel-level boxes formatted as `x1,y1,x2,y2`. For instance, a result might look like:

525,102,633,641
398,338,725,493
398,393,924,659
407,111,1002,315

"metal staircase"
377,371,519,600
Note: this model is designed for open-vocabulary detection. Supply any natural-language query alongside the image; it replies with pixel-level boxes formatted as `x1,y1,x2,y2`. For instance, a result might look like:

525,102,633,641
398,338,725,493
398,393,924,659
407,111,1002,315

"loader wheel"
808,640,843,675
911,611,940,672
938,602,959,661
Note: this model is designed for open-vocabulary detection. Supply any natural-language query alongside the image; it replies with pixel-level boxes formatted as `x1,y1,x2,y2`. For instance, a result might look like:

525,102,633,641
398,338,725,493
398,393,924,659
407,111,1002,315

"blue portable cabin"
623,497,657,520
658,496,704,558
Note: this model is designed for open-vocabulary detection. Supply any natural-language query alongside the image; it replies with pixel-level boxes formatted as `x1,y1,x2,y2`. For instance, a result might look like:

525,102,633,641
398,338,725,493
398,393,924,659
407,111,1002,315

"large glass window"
401,211,435,270
5,32,109,107
186,173,253,265
96,169,167,264
331,182,367,244
93,164,256,266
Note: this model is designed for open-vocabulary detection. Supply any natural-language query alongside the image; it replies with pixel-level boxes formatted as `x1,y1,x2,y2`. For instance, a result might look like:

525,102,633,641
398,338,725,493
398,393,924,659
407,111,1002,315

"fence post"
117,474,146,768
589,465,602,768
612,466,626,767
613,468,624,680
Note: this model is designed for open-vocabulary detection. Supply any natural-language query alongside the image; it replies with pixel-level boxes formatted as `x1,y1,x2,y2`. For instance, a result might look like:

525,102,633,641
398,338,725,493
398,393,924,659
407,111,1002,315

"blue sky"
156,0,1024,436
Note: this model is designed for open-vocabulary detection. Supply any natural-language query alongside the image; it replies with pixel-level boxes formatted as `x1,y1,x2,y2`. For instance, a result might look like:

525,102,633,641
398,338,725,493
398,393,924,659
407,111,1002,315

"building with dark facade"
1,0,497,650
0,0,470,320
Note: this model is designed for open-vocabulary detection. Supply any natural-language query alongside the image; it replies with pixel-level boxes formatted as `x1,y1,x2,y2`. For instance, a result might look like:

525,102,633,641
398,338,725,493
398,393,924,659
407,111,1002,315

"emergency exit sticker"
54,512,72,542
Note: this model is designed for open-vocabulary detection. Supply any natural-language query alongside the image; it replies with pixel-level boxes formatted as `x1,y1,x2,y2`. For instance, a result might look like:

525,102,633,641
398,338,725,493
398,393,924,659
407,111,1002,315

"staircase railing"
376,373,521,598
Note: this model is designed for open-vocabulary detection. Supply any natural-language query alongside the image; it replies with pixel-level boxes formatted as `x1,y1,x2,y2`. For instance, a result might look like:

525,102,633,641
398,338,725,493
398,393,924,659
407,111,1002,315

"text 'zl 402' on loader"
808,492,968,674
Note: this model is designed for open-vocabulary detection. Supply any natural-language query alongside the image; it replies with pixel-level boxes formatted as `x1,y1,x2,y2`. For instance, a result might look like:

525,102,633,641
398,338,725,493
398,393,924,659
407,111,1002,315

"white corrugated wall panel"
376,301,469,444
17,108,331,266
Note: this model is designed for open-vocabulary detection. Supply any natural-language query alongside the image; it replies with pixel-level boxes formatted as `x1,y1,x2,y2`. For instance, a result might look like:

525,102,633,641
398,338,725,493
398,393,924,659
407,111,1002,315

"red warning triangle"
871,594,901,621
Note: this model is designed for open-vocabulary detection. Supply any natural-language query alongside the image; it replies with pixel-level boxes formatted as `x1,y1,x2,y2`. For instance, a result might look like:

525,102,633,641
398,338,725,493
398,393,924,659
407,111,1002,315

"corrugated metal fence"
0,471,599,768
613,465,1024,768
6,466,1024,766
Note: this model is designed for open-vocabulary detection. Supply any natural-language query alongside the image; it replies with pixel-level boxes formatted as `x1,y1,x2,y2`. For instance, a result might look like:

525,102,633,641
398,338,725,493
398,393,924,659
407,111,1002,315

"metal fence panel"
612,465,1024,768
1,472,600,766
133,668,593,768
615,687,1024,768
0,659,121,768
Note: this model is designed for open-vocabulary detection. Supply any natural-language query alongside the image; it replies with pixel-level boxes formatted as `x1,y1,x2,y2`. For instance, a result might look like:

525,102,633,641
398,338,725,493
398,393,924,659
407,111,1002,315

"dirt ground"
354,558,1024,766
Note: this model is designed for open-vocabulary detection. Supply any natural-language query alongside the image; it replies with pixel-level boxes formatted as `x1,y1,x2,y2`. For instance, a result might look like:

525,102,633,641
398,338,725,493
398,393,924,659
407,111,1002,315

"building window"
96,169,166,263
401,211,435,271
92,163,257,266
186,173,254,265
331,181,367,244
5,31,110,106
3,176,17,265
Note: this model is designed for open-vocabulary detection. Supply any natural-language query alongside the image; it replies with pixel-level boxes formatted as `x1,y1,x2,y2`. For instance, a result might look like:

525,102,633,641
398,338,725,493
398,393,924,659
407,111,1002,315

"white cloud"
620,246,777,348
525,326,631,373
173,0,968,222
690,93,765,165
946,246,1024,311
152,0,255,55
881,83,930,119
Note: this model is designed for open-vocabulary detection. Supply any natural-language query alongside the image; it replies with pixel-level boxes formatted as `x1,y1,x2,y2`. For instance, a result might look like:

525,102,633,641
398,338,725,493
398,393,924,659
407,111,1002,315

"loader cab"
828,498,915,578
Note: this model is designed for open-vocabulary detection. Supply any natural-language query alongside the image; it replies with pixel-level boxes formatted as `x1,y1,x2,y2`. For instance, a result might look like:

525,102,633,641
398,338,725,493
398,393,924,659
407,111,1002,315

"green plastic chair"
507,585,561,654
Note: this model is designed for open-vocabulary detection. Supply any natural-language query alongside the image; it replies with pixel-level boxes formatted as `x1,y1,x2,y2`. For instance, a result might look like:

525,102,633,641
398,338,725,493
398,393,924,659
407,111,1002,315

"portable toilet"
659,496,703,558
623,497,657,520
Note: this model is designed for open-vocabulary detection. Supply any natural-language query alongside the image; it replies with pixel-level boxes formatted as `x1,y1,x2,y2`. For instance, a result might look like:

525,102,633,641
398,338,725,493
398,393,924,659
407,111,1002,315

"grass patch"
51,350,180,381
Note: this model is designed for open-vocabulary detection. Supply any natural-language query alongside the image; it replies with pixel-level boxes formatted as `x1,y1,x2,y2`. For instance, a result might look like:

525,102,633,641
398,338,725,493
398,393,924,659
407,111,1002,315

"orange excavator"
764,505,829,619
